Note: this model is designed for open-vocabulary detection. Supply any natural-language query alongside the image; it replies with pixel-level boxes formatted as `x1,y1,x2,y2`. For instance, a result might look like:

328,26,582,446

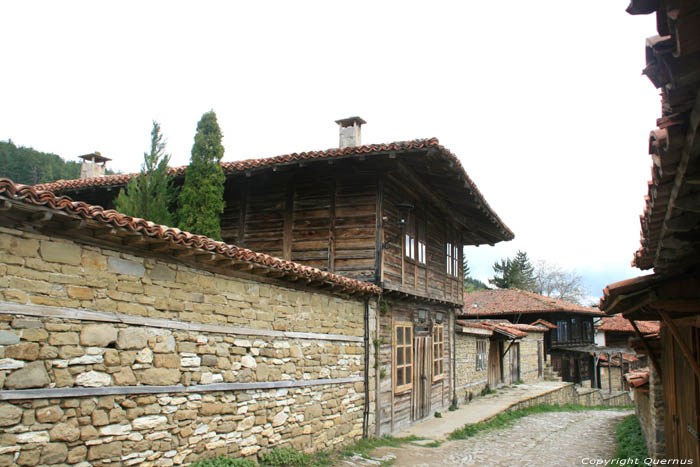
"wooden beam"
652,299,700,313
660,310,700,382
0,376,363,401
0,199,10,211
629,319,663,378
0,301,364,343
673,191,700,212
31,211,53,222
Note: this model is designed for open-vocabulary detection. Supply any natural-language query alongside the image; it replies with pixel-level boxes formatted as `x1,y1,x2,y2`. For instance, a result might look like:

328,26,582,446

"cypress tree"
177,111,225,240
114,121,174,226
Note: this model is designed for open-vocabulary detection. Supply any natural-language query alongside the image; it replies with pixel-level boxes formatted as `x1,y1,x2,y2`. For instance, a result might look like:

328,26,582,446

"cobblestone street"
364,409,632,467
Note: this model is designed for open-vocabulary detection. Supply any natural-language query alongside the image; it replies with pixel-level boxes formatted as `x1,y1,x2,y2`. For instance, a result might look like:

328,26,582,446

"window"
476,340,488,371
446,242,459,277
433,325,444,381
417,220,426,265
394,322,413,393
405,214,426,265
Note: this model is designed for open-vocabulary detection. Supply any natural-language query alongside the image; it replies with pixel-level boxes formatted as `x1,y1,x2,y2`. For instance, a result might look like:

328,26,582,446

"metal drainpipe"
362,298,370,439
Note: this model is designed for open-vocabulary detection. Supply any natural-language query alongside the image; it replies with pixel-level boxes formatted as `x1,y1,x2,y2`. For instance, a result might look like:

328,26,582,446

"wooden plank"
661,310,700,382
329,179,336,272
0,301,364,343
0,376,363,400
283,182,294,261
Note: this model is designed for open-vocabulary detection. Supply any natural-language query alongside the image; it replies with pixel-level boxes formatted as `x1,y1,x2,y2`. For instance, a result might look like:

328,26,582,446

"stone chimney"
79,152,111,179
335,117,366,148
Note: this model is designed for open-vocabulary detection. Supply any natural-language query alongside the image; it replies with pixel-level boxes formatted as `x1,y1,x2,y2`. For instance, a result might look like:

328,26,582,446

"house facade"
34,119,514,435
461,289,604,386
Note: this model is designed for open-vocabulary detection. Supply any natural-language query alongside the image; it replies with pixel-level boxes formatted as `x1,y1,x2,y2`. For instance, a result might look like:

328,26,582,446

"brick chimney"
335,117,366,148
79,152,111,179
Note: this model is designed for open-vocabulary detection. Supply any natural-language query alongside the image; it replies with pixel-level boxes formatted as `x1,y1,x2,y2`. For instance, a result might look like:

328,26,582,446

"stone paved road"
363,409,632,467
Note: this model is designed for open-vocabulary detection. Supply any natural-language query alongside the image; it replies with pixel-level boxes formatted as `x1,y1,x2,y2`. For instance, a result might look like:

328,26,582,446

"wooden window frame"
433,324,445,381
394,321,413,393
476,339,487,371
446,241,459,278
405,213,427,265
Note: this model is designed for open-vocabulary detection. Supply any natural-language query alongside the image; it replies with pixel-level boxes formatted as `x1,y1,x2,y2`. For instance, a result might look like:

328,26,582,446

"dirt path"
346,409,631,467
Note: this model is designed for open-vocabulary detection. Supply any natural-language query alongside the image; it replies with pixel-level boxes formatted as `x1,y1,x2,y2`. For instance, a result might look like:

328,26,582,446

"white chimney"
335,117,366,148
79,152,111,179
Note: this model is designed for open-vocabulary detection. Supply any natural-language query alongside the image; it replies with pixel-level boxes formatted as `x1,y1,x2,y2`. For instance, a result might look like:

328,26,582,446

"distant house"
455,320,545,395
33,118,514,434
460,289,604,386
596,315,660,349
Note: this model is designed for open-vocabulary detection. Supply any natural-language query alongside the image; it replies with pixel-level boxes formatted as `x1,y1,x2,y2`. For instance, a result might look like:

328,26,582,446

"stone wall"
506,383,632,412
636,366,664,458
0,226,375,466
510,332,543,384
455,333,488,402
600,366,624,392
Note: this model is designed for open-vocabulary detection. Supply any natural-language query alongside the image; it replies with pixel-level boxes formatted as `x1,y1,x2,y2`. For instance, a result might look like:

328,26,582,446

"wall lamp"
436,312,444,324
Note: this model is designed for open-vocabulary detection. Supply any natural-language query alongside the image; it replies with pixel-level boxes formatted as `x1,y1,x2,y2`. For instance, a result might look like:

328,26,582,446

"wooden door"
412,335,432,420
488,340,502,387
510,343,520,384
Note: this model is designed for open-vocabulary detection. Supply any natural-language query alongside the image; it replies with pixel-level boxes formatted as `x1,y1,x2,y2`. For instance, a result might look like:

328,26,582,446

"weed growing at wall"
614,415,648,462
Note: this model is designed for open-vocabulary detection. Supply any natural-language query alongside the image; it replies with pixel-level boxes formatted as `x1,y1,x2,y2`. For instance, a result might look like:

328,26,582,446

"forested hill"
1,140,84,185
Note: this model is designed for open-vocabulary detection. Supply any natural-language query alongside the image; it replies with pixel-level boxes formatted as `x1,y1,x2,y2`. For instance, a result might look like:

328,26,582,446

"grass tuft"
190,456,257,467
448,403,631,440
614,415,648,462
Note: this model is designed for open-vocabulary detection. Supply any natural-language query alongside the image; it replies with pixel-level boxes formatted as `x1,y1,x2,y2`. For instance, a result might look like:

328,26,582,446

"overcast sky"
1,1,659,301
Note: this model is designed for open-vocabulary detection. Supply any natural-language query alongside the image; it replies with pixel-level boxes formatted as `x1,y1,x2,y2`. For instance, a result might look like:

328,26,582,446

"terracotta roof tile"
34,138,513,241
456,319,531,338
461,289,604,317
531,318,558,329
0,178,381,295
625,368,650,388
597,316,660,334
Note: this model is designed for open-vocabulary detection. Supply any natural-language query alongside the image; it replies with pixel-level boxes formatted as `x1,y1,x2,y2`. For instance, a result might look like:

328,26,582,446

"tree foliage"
489,250,537,291
533,260,586,304
177,111,226,240
463,257,488,292
0,140,82,185
114,121,174,226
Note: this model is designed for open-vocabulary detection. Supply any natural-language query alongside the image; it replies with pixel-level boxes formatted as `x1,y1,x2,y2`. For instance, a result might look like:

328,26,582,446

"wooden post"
606,352,612,394
619,352,625,391
660,310,700,382
629,319,662,378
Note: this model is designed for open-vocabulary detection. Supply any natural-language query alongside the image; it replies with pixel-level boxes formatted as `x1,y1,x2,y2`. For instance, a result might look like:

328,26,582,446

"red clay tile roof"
531,318,558,329
597,316,660,334
599,352,640,365
461,289,604,317
0,178,381,295
508,323,547,333
627,6,700,272
456,320,532,339
625,368,650,388
34,138,513,241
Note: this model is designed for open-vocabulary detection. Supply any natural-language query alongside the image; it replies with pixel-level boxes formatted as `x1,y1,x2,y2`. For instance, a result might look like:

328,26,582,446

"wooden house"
34,118,514,433
461,289,604,385
600,0,700,461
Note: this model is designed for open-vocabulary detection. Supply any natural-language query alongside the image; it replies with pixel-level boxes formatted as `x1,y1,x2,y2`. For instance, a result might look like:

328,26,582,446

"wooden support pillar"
660,310,700,382
619,352,625,391
606,352,612,394
629,318,662,378
593,354,599,389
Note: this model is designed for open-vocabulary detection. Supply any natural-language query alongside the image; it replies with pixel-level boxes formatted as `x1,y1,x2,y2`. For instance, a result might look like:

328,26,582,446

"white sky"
1,1,659,300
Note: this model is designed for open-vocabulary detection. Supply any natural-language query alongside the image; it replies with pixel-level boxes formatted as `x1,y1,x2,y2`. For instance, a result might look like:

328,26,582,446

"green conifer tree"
489,250,536,291
177,111,225,240
114,121,174,226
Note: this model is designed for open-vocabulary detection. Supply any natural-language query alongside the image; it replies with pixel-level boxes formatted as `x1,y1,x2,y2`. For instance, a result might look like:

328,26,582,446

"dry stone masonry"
0,226,376,466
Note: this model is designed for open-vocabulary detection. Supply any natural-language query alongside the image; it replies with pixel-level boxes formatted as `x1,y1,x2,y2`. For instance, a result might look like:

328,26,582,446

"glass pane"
397,348,404,365
405,235,410,254
434,362,438,374
407,348,411,364
406,368,411,384
405,327,411,343
397,327,403,345
397,367,404,386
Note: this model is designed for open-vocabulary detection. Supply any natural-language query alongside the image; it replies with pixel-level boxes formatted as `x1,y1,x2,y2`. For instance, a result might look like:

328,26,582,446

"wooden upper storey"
35,139,513,306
